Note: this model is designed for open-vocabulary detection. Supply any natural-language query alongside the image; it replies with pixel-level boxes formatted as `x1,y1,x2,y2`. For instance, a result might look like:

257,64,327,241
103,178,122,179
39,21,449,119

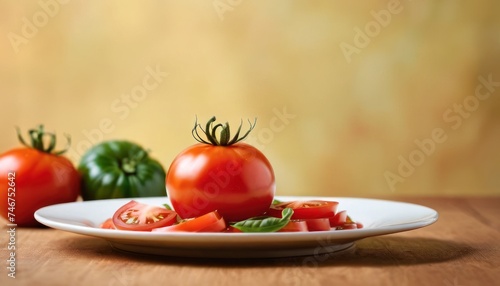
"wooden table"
1,196,499,286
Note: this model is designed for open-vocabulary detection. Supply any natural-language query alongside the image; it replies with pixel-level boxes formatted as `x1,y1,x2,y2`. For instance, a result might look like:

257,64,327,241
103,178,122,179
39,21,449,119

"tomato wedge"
329,210,347,228
268,200,338,220
100,218,116,229
112,200,178,231
303,218,331,231
334,215,363,229
278,220,308,232
152,211,226,232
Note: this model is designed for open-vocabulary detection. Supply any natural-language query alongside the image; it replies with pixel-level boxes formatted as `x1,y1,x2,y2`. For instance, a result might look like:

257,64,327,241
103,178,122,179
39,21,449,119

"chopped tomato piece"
278,220,308,232
268,200,338,220
329,210,347,227
336,215,363,229
152,211,226,232
303,218,331,231
224,226,243,233
100,218,116,229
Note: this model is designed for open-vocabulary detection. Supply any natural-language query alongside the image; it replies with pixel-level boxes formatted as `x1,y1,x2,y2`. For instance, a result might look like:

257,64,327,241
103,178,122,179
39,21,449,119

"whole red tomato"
0,125,80,226
166,117,275,222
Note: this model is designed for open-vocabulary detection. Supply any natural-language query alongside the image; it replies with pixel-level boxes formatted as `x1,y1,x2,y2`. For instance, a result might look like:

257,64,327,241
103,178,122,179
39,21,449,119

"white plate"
34,196,438,258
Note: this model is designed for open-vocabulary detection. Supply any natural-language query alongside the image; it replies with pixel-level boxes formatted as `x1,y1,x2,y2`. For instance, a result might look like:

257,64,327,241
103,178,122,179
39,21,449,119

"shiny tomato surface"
278,220,309,232
0,148,80,226
329,210,347,227
303,218,332,231
166,142,275,222
152,211,226,232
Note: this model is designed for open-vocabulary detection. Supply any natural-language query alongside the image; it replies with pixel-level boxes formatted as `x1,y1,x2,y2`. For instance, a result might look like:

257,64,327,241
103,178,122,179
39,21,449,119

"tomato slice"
100,218,116,229
268,200,339,220
112,200,178,231
329,210,347,228
278,220,308,232
303,218,331,231
152,211,226,232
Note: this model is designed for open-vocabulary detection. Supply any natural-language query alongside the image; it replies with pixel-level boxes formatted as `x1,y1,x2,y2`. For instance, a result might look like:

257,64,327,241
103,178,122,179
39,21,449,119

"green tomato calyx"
192,116,256,146
120,150,147,174
16,125,70,155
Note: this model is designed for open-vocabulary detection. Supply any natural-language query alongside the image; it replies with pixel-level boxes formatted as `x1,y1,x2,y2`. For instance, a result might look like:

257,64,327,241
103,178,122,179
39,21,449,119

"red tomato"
267,200,339,220
278,220,308,232
166,117,275,222
329,210,347,227
112,200,178,231
152,211,226,232
224,226,243,233
100,218,116,229
303,218,332,231
0,126,80,227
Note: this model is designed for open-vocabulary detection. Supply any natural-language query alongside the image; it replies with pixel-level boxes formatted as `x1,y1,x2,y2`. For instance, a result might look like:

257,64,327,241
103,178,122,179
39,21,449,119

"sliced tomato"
267,200,339,220
112,200,178,231
329,210,347,228
152,211,226,232
303,218,331,231
100,218,116,229
278,220,308,232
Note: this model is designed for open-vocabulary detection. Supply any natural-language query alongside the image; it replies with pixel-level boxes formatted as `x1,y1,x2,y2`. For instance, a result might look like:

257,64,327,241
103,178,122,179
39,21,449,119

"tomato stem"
16,125,71,155
192,116,256,146
120,150,147,174
121,158,136,174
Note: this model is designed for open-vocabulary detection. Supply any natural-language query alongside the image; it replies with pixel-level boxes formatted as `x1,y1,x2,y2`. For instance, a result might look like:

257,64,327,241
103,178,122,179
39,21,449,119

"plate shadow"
56,235,477,267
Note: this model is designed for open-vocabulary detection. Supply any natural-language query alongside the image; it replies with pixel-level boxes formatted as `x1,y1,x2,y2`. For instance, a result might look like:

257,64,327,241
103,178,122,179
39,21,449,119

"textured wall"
1,1,499,197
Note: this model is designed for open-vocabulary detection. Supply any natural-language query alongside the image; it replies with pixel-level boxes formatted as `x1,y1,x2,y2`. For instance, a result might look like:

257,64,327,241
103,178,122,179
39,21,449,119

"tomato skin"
334,215,363,229
329,210,347,227
303,218,332,231
0,148,80,226
278,220,308,232
267,200,339,220
100,218,116,229
112,200,178,231
78,140,167,200
166,142,275,222
152,211,226,232
225,226,243,233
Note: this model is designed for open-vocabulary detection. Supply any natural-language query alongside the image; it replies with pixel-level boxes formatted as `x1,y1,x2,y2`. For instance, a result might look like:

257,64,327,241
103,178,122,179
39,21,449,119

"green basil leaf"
231,208,294,232
162,204,172,210
272,199,282,205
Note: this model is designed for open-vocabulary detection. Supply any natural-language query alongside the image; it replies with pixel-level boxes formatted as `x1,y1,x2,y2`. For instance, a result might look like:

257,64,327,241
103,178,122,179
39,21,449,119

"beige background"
1,1,499,197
